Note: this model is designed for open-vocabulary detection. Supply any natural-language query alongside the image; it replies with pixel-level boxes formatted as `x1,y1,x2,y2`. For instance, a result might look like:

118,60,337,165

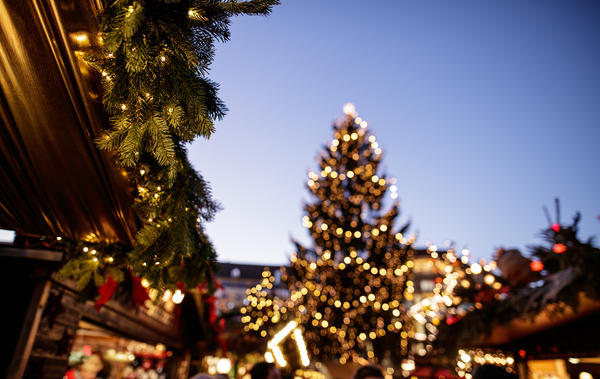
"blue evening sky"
188,1,600,265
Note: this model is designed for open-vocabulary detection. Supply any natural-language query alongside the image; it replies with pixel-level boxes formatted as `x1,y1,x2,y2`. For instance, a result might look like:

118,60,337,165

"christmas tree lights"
271,104,418,365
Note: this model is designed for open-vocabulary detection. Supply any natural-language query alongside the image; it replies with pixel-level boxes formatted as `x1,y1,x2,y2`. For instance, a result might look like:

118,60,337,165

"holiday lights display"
436,202,600,366
403,244,505,359
455,349,515,379
243,104,419,365
241,269,286,338
57,0,278,297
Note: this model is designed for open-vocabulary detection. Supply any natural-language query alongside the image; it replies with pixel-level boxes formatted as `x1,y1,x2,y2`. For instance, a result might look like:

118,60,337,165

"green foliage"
58,0,277,297
127,150,220,289
87,0,277,173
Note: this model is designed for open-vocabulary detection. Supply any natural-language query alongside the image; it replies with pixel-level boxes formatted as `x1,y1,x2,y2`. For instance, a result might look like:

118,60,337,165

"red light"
530,260,544,272
551,223,560,232
83,345,92,356
553,243,567,254
519,349,526,358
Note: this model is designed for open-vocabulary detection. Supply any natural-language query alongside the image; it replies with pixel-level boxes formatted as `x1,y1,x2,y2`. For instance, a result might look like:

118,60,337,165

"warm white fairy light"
264,351,274,363
172,289,185,304
456,349,515,377
470,263,482,274
343,103,357,117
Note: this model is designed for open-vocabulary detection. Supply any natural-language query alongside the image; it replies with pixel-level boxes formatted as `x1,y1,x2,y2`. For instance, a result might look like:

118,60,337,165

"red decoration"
551,223,560,232
205,295,218,325
131,272,150,307
193,281,228,354
142,359,153,370
530,260,544,272
553,243,567,254
94,275,118,311
203,293,227,354
474,289,497,304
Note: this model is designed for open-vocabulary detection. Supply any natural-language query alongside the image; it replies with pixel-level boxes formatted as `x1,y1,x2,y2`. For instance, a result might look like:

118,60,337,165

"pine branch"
59,0,277,297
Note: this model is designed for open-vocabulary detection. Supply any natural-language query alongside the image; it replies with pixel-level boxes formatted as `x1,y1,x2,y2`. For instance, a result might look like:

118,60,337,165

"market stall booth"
485,305,600,379
0,0,186,377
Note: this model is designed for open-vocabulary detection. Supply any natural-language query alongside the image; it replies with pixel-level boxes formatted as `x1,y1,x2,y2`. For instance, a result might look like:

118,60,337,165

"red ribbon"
131,272,150,307
204,295,217,324
94,275,117,311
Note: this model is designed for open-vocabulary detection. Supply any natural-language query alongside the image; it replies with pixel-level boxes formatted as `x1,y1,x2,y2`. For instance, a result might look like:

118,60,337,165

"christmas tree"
241,268,285,339
282,104,416,365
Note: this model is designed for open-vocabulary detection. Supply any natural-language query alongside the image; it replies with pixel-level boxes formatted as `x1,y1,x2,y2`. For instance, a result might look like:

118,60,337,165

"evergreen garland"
58,0,278,297
435,207,600,352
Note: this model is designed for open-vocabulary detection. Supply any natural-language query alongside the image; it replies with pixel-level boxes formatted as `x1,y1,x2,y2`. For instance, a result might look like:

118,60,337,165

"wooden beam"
6,279,52,379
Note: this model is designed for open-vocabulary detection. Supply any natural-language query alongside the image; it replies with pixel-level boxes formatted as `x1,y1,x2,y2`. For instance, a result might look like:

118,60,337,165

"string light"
172,289,184,304
470,263,482,274
456,349,515,377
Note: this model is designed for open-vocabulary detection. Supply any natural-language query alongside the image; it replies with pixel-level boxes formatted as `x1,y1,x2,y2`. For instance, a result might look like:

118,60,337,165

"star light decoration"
263,320,310,368
243,104,422,365
455,349,515,379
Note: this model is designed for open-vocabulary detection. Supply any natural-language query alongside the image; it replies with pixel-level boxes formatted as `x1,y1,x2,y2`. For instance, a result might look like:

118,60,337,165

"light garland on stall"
455,349,515,378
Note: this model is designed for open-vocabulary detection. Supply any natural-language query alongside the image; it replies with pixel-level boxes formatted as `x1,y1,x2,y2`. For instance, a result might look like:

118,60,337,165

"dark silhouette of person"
250,362,281,379
352,365,385,379
472,364,518,379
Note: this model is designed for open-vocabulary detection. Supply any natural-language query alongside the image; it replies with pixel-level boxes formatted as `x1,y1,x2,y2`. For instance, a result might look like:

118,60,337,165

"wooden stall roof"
0,0,137,245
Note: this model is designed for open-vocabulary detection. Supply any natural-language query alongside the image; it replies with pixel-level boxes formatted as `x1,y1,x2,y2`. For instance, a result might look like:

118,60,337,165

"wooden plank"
0,245,62,262
6,280,52,379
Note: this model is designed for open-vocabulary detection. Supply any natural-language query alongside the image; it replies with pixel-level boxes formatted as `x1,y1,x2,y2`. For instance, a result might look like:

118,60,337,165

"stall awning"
0,0,136,245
